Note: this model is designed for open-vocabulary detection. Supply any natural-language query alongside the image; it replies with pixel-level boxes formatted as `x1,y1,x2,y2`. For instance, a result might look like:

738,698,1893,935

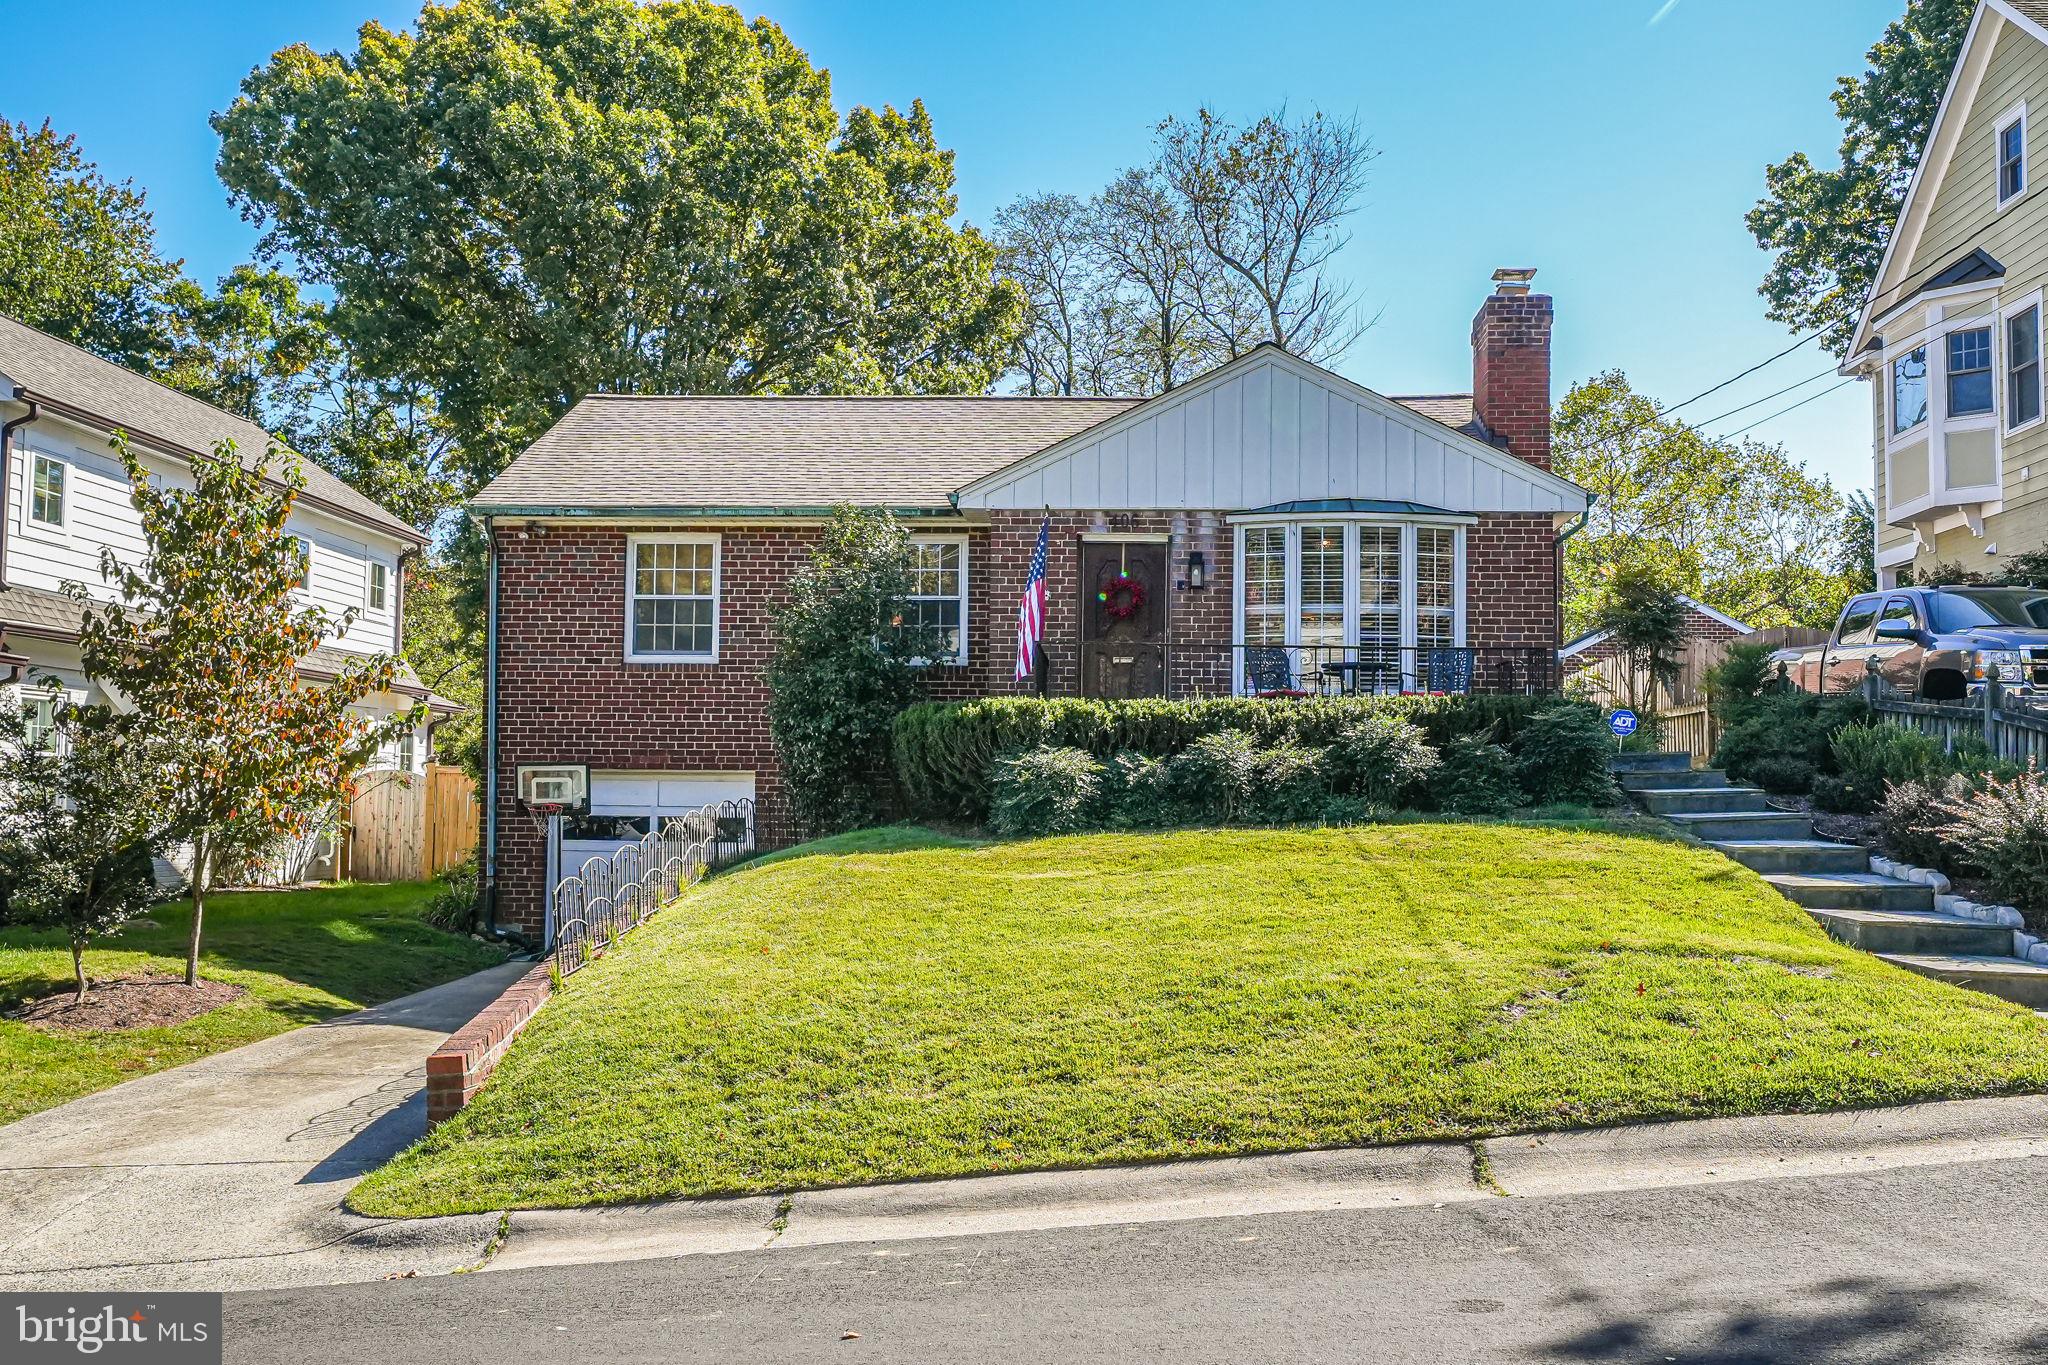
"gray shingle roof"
2008,0,2048,28
0,581,451,705
472,395,1145,512
475,391,1495,514
0,312,420,543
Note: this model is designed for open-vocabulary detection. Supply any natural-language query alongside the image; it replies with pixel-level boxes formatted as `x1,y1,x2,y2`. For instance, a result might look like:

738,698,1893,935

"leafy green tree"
0,119,180,368
68,435,417,986
766,507,937,837
1748,0,1975,355
214,0,1026,488
1555,370,1856,633
0,692,162,1003
1837,489,1878,593
1596,566,1690,722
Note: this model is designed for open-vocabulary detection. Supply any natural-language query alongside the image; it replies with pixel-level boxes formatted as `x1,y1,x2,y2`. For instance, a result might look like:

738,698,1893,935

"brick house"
1558,597,1753,673
475,270,1593,935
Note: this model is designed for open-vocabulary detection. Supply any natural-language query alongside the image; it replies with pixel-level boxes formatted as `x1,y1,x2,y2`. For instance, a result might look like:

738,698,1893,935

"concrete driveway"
0,960,527,1292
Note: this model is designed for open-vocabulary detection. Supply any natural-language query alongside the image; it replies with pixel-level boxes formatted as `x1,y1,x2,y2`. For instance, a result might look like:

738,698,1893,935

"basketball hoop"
524,801,563,836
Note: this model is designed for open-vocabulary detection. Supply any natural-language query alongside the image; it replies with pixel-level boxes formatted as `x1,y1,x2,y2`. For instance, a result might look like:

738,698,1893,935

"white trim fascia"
1876,539,1919,569
1995,97,2031,211
1674,595,1754,634
622,530,721,664
1557,628,1613,660
1853,2,2002,358
1992,0,2048,48
952,344,1593,511
1869,279,2001,333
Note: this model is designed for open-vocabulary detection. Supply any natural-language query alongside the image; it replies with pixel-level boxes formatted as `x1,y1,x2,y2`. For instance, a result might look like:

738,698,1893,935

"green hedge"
894,694,1560,824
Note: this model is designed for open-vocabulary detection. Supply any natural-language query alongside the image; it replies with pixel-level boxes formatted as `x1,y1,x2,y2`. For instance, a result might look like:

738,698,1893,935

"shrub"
1099,752,1178,830
1746,754,1818,796
1326,714,1439,807
1831,722,1944,806
1165,731,1262,824
1514,702,1619,806
1703,640,1783,726
1877,774,1978,875
1947,771,2048,920
1247,743,1330,824
1711,692,1866,793
424,851,480,932
1431,736,1523,816
893,694,1554,823
1317,795,1382,827
990,747,1104,837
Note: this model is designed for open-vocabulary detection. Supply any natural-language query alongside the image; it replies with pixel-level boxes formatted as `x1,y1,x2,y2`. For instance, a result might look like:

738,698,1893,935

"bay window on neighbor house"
1233,514,1466,694
626,534,719,663
1893,346,1929,435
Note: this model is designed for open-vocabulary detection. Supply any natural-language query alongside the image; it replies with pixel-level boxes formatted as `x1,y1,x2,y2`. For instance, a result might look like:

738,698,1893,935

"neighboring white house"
0,310,458,772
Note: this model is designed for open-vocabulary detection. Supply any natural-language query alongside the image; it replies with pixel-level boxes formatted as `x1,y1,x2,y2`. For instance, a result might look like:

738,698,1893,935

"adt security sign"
1609,709,1639,739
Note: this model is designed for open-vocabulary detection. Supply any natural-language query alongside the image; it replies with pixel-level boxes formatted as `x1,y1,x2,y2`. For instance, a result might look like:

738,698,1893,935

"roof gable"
953,346,1589,515
1854,2,2048,356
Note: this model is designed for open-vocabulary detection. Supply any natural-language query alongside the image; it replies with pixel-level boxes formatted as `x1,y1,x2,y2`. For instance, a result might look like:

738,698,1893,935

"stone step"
1764,872,1934,913
1619,767,1730,792
1610,752,1691,774
1878,953,2048,1009
1807,907,2015,956
1636,786,1773,816
1663,810,1815,842
1711,840,1872,875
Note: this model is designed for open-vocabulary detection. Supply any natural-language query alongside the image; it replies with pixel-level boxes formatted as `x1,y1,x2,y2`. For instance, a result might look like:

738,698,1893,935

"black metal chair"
1425,647,1476,695
1245,645,1313,699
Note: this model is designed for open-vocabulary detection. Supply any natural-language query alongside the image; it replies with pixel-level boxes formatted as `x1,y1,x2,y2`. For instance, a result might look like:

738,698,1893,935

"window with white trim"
23,695,59,754
1356,525,1401,663
290,536,312,589
1892,347,1929,434
2001,107,2028,205
30,454,65,526
1241,526,1287,646
368,561,389,611
1947,327,1993,416
904,537,968,665
1299,524,1345,647
1416,527,1457,650
396,727,416,772
627,535,718,661
2010,303,2043,430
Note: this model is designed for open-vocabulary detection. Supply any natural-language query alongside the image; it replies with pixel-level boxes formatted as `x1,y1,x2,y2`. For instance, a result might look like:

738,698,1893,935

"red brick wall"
490,509,1563,932
1471,291,1554,471
1565,609,1746,670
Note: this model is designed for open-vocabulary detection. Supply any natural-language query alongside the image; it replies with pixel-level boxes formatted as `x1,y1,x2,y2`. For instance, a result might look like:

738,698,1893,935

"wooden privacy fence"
342,763,479,883
1863,668,2048,767
1568,626,1828,764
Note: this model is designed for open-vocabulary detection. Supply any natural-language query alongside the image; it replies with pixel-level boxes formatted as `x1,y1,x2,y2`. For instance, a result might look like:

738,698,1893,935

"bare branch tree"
1155,106,1377,362
992,192,1114,395
1091,168,1211,393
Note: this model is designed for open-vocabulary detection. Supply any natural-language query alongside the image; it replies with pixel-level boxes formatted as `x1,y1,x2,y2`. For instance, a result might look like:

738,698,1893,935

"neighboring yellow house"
1850,0,2048,587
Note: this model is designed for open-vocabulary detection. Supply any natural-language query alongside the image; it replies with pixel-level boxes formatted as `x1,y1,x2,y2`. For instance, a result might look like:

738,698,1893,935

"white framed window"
367,561,389,611
1999,102,2029,207
396,727,416,772
29,453,66,527
1891,347,1929,434
1232,519,1468,693
1947,326,1994,416
23,694,60,754
626,533,719,662
290,536,312,589
2008,298,2044,433
904,536,968,665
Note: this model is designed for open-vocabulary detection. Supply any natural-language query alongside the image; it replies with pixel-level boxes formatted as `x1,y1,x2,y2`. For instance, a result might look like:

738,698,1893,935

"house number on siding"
1107,514,1139,531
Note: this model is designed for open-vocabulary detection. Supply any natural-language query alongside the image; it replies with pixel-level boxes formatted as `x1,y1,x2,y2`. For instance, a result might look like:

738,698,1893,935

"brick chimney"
1471,268,1553,471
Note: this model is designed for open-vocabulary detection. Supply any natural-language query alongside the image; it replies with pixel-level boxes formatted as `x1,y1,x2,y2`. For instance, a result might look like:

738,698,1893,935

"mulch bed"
12,977,246,1033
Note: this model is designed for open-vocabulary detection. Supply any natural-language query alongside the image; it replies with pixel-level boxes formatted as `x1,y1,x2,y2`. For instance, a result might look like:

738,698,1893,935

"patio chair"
1424,647,1476,695
1245,645,1314,699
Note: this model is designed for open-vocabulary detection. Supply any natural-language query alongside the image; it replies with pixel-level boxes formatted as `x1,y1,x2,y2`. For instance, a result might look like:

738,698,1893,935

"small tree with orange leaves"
67,435,418,986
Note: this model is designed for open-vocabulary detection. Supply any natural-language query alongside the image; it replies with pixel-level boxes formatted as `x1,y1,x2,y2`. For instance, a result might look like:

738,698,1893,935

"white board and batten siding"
7,410,406,656
956,348,1588,517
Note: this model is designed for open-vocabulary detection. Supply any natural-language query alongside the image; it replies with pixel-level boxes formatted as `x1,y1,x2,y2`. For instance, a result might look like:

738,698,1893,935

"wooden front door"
1080,539,1168,698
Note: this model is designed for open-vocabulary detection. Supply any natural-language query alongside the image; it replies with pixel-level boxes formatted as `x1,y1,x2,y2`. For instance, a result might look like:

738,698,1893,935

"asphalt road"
225,1155,2048,1364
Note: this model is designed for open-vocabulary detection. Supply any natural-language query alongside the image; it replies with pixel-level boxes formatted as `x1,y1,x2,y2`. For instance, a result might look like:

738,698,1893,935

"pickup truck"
1775,584,2048,699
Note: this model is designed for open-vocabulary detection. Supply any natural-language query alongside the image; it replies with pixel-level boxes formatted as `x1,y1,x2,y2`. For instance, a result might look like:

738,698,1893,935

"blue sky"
8,0,1901,492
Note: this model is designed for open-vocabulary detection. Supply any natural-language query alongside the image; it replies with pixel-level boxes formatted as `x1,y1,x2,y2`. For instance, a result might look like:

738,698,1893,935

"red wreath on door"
1097,574,1147,620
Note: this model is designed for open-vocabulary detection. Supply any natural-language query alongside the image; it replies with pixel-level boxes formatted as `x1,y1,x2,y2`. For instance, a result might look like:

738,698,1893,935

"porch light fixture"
1187,550,1207,590
1088,510,1110,535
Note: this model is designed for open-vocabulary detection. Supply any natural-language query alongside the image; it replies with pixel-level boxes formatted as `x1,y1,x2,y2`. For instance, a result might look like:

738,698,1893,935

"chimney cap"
1491,267,1538,295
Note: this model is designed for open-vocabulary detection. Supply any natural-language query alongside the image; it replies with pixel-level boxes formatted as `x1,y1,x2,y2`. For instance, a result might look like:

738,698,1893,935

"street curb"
464,1091,2048,1276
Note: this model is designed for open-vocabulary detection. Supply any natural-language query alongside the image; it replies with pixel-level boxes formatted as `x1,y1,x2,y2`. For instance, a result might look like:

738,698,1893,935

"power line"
1712,377,1860,441
1655,330,1825,419
1685,363,1845,429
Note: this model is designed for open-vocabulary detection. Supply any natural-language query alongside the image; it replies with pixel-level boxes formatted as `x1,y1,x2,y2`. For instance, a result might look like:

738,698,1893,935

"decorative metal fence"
548,797,757,979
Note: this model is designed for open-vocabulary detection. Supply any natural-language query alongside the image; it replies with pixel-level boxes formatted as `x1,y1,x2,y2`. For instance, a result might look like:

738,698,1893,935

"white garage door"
561,770,755,865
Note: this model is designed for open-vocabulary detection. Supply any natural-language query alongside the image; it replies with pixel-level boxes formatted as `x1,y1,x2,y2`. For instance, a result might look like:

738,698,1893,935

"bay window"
1232,518,1467,693
1947,327,1993,416
1892,347,1929,434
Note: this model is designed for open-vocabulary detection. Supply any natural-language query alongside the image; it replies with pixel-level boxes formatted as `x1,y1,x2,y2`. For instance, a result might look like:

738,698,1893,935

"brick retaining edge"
425,961,555,1125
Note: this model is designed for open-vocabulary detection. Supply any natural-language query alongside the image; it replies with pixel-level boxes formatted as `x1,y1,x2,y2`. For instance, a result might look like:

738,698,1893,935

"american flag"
1014,515,1051,680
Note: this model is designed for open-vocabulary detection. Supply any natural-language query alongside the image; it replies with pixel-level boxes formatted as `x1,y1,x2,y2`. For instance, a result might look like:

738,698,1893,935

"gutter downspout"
482,516,501,937
1554,500,1595,687
0,396,43,592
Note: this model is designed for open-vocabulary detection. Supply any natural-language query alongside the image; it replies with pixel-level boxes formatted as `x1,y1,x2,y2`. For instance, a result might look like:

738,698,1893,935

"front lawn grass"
0,882,506,1125
351,824,2048,1216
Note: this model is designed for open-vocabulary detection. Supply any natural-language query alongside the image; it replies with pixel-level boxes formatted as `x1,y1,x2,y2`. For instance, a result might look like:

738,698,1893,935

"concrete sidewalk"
0,961,528,1293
